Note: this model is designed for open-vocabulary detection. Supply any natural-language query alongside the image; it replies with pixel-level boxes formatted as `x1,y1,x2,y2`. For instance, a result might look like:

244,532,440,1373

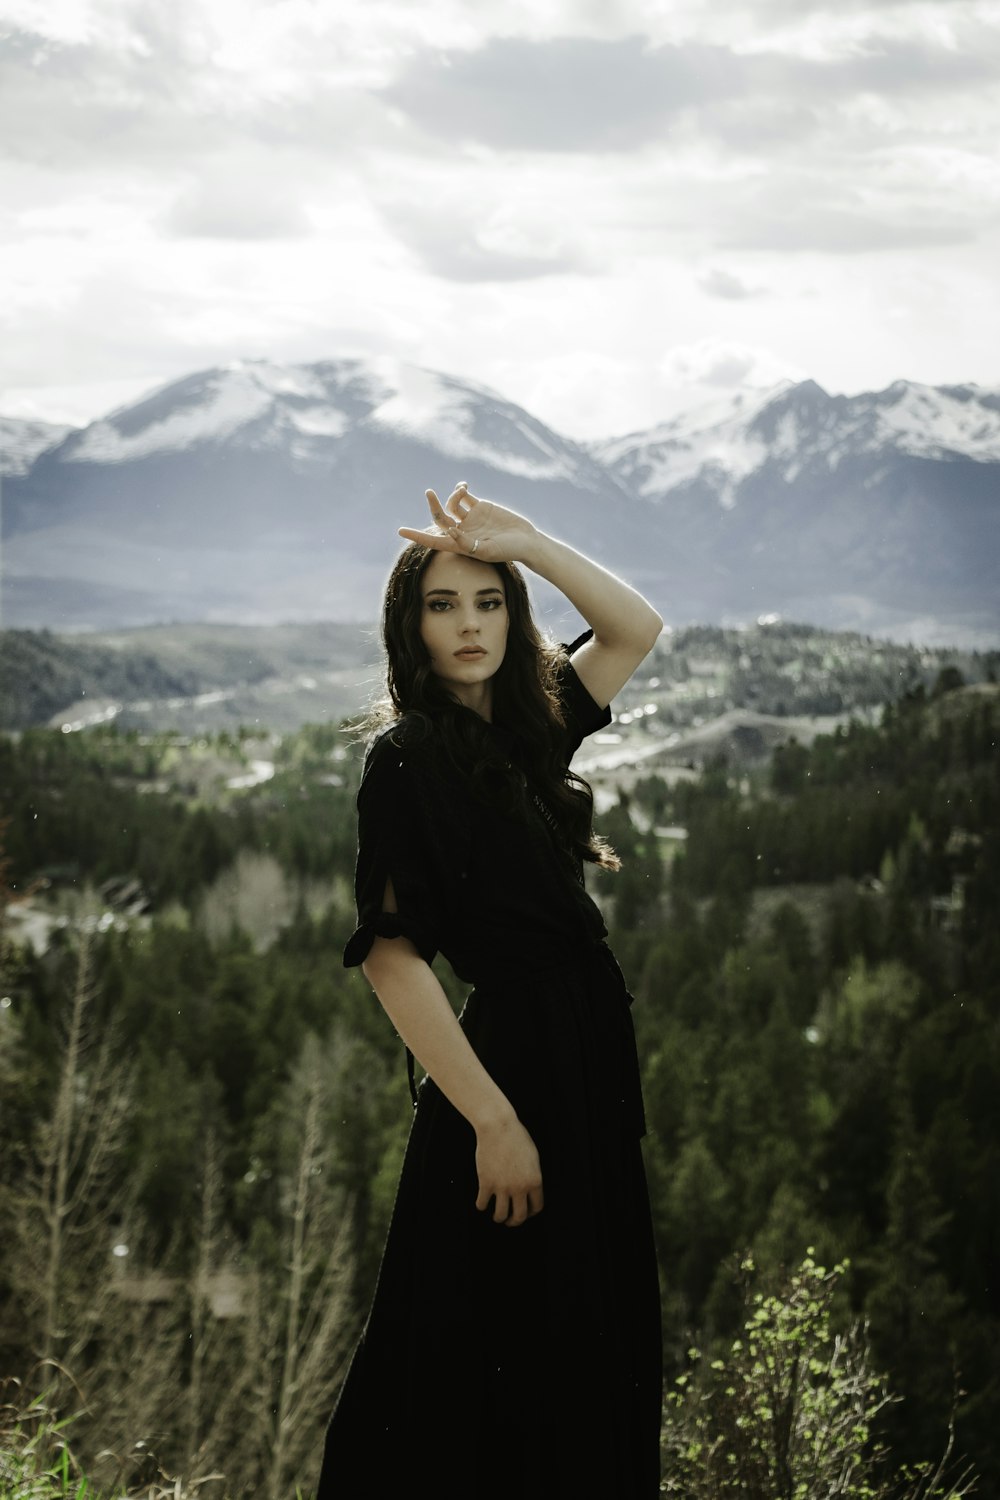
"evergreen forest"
0,670,997,1497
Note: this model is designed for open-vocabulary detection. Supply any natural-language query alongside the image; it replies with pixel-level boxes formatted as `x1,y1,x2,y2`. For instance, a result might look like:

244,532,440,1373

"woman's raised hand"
398,483,538,565
474,1111,544,1228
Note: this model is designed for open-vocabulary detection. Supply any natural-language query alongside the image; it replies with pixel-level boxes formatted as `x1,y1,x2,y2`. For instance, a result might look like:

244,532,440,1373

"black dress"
316,637,662,1498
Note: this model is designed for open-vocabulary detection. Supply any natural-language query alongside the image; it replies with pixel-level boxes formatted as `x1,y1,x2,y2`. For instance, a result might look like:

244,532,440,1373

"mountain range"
2,358,997,643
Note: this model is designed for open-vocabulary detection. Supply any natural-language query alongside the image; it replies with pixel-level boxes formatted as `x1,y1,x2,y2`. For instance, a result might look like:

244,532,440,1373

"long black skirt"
316,957,663,1499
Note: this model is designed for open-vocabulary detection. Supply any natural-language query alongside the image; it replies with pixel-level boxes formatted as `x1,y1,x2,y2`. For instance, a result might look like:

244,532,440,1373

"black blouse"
343,632,613,986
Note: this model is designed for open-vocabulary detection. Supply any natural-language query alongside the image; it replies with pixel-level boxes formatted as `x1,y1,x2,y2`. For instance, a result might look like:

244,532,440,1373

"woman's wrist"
512,526,557,575
470,1094,519,1136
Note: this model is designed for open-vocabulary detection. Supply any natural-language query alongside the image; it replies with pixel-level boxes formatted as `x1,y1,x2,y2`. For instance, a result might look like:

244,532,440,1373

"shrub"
660,1253,975,1499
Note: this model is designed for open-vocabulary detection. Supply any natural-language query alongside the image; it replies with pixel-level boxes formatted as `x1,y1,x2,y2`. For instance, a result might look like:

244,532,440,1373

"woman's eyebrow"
423,587,505,598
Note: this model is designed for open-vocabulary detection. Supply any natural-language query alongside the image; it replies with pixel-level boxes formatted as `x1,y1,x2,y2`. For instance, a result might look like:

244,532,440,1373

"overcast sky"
1,0,998,438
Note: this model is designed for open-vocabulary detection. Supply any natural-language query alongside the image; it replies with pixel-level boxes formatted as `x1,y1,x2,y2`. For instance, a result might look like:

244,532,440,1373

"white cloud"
659,338,805,393
699,266,763,299
493,351,666,442
1,0,998,435
384,37,746,153
162,172,314,241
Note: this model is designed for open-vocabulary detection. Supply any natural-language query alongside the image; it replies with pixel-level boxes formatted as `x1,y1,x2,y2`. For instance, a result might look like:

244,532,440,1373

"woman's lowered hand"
399,483,538,565
474,1108,544,1228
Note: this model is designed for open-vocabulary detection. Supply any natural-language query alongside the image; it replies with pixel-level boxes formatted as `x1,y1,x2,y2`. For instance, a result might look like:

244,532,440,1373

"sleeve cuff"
343,913,438,969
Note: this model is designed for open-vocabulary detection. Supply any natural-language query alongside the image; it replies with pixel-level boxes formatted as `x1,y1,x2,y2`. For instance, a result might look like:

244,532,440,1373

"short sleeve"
558,630,613,759
342,727,469,970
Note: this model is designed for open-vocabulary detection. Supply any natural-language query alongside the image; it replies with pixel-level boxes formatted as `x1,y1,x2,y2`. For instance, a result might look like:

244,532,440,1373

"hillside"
0,620,380,731
0,667,996,1493
2,617,996,738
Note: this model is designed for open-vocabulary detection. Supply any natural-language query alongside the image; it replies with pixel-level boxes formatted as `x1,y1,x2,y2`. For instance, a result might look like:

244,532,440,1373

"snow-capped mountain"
592,379,1000,505
60,358,607,487
2,358,651,631
2,365,997,642
0,415,76,478
589,379,1000,642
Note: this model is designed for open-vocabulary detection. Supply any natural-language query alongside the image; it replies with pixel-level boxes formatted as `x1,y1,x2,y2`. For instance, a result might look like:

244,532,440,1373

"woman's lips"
454,647,486,658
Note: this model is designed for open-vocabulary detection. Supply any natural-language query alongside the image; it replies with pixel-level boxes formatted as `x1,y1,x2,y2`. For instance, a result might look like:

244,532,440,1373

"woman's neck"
446,681,494,721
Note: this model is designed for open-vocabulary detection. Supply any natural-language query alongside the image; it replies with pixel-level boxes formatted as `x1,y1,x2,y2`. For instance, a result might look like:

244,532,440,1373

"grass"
0,1381,322,1500
0,1379,229,1500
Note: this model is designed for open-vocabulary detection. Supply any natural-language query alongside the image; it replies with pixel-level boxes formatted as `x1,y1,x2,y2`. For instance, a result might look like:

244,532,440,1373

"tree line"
0,675,997,1493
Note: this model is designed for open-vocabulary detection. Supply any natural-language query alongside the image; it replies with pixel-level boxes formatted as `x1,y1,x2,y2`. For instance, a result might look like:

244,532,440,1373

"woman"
316,483,663,1498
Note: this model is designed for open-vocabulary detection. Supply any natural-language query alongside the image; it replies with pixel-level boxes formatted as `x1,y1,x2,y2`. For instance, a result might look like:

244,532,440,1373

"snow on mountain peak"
593,384,790,505
362,358,581,482
26,363,1000,498
53,356,584,483
1,415,76,476
367,361,484,443
225,358,331,403
66,364,286,465
867,380,1000,462
596,378,1000,502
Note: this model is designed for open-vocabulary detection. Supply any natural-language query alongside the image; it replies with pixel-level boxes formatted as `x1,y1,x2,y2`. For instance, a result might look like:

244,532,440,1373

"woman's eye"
427,600,453,612
479,599,503,611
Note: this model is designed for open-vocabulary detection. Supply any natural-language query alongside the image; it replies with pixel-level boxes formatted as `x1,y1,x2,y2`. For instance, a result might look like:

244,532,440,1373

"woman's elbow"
625,604,662,659
641,606,664,652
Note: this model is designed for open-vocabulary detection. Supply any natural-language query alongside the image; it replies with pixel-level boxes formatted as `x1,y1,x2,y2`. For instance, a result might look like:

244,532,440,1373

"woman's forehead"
422,552,504,594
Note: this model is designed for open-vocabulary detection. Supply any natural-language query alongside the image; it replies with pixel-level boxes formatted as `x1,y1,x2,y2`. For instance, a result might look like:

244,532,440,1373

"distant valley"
0,620,381,734
3,621,994,814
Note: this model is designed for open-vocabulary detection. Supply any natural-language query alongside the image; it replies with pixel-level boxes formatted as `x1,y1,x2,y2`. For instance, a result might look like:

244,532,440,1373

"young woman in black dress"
316,483,664,1498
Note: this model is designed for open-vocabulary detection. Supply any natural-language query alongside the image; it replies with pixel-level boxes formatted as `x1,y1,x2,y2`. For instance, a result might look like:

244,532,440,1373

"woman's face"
418,550,509,712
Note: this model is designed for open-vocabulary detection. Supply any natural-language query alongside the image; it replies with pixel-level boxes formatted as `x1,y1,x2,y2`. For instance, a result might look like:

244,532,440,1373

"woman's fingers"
425,488,452,526
445,485,472,522
427,488,468,537
507,1188,545,1228
475,1186,544,1226
397,490,460,549
475,1186,544,1227
397,527,457,551
474,1117,543,1226
505,1195,527,1228
404,486,486,556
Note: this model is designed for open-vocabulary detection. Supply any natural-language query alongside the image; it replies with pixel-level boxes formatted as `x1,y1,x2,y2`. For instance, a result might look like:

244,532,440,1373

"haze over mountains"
2,358,997,644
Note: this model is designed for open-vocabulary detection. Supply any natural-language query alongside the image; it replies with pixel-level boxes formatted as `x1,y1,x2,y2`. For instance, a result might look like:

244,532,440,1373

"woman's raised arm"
512,529,662,709
399,484,663,709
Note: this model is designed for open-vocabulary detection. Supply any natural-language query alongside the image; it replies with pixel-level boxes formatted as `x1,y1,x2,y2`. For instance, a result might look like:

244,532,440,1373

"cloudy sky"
1,0,998,438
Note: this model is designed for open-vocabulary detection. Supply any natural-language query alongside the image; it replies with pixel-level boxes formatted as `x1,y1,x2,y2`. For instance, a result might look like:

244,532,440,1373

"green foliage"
674,686,999,894
0,722,362,908
641,621,989,724
661,1255,975,1499
593,792,664,929
0,1379,192,1499
2,666,997,1493
0,628,198,731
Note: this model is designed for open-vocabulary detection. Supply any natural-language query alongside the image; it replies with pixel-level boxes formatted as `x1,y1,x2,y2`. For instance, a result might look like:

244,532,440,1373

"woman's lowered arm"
362,886,544,1229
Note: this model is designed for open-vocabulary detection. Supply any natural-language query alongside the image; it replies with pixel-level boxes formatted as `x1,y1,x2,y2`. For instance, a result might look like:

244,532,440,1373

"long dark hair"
367,541,619,871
